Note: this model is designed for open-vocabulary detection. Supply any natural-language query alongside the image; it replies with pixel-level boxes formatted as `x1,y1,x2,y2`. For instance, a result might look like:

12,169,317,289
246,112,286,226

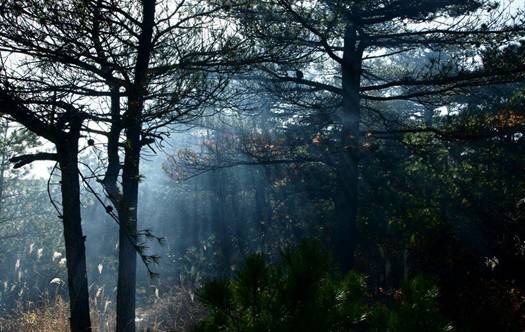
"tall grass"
0,287,204,332
0,296,70,332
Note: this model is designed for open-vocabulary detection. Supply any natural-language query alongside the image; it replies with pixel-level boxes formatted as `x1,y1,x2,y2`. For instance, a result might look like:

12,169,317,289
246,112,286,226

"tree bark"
332,24,363,273
57,127,92,332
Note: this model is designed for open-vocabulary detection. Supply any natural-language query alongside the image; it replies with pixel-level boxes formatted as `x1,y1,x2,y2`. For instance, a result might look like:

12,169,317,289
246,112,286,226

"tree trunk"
0,120,9,219
117,179,138,332
332,24,363,273
116,97,142,332
57,132,92,332
101,84,140,332
116,1,155,330
115,99,144,331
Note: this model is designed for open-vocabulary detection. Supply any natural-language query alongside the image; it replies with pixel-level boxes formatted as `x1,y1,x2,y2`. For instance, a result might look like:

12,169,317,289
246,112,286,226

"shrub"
193,241,450,332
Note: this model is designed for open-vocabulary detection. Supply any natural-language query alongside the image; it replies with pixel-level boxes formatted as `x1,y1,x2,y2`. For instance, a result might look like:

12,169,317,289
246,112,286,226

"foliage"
194,241,450,332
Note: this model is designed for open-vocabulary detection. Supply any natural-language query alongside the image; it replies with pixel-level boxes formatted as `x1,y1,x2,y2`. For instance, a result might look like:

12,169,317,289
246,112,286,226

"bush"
193,241,451,332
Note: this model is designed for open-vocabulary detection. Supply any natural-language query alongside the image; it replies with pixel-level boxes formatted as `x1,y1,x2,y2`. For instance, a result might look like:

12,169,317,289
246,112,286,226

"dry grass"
137,287,206,332
0,288,205,332
0,296,70,332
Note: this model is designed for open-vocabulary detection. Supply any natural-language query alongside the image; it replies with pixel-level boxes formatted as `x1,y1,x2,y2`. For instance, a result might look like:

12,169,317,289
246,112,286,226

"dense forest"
0,0,524,331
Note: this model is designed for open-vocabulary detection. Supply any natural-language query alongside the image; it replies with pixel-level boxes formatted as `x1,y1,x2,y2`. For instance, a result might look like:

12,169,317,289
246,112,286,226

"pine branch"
9,152,57,168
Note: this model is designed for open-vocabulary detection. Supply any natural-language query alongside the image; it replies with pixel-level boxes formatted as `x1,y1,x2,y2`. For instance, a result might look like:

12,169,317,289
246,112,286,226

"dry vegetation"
0,288,204,332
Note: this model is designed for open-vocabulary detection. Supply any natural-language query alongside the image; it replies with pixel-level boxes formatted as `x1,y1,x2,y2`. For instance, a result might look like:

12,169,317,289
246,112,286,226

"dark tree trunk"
115,1,155,330
115,143,139,332
332,24,363,273
1,89,91,331
57,129,92,332
0,121,9,217
115,80,144,332
102,84,140,332
115,96,143,331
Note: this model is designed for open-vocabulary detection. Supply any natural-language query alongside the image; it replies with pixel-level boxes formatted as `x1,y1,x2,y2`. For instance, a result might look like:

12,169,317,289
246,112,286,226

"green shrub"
193,241,450,332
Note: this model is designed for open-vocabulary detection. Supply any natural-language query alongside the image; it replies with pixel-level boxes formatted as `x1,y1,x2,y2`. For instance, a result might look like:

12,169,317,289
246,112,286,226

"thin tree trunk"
332,24,363,273
57,129,92,332
0,120,9,219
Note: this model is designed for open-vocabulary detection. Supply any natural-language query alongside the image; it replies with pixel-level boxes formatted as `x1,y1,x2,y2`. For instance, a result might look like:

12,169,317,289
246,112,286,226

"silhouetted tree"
0,89,92,332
